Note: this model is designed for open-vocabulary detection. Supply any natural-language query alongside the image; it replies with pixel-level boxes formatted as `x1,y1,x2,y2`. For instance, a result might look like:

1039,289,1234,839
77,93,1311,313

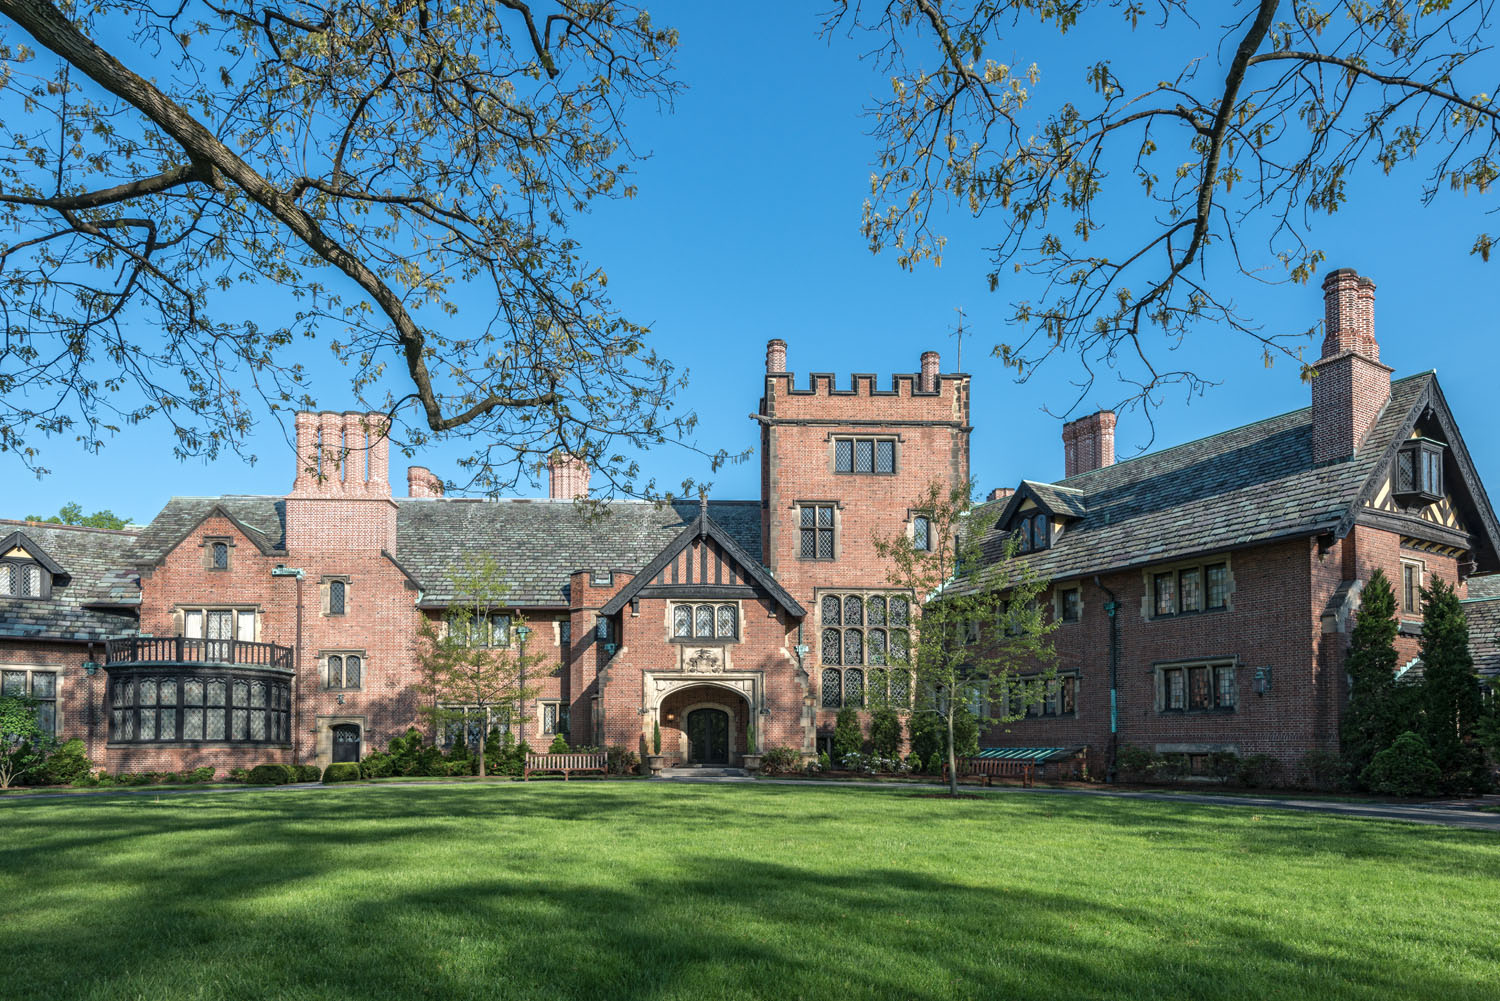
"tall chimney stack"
919,351,940,392
407,466,444,498
766,339,787,374
1312,269,1391,465
548,452,591,500
987,487,1016,503
1062,411,1117,477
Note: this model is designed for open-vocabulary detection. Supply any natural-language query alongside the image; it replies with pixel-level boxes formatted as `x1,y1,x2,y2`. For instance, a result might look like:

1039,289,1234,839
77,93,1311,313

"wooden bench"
523,752,607,781
943,757,1035,787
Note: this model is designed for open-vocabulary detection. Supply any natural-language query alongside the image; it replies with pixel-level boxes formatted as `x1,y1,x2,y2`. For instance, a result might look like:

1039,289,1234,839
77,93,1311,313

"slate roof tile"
0,520,141,642
975,373,1435,582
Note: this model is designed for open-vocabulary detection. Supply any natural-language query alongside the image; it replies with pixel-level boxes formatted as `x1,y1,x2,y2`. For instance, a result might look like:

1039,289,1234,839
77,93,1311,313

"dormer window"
1031,513,1050,550
1395,439,1444,504
1,561,46,599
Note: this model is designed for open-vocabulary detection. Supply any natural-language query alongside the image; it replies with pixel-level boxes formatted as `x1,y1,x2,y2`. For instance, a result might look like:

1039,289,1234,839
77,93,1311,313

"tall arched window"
329,579,346,615
821,669,842,708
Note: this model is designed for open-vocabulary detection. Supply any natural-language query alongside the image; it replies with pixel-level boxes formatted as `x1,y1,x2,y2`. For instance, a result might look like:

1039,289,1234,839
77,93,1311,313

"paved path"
5,775,1498,831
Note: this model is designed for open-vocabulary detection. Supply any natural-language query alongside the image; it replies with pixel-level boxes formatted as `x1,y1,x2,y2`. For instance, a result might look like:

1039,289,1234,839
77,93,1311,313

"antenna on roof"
949,306,967,371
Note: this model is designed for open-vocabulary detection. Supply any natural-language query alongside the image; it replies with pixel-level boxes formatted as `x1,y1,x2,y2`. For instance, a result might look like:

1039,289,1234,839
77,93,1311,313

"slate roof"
0,521,140,642
394,499,763,607
975,373,1439,582
1461,579,1500,682
132,496,287,562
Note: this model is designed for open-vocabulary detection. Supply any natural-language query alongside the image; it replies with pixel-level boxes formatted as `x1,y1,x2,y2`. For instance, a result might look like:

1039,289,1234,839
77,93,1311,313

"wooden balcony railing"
105,637,294,671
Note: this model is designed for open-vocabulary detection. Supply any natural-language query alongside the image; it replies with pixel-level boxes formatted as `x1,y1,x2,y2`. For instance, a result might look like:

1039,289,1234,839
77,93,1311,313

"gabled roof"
0,529,68,579
394,498,764,607
976,372,1500,581
992,480,1087,528
598,503,805,618
0,520,140,642
131,496,287,563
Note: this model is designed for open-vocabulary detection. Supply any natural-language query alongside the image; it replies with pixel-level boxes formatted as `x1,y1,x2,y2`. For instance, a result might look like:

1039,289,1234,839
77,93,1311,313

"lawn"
2,784,1497,1001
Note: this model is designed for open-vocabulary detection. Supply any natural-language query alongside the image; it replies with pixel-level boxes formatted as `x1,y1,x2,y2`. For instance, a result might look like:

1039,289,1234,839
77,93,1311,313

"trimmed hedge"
293,764,321,783
322,762,362,784
246,763,296,785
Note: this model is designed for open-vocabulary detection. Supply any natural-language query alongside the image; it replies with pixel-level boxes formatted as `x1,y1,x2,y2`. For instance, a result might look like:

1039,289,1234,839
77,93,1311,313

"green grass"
2,784,1497,1001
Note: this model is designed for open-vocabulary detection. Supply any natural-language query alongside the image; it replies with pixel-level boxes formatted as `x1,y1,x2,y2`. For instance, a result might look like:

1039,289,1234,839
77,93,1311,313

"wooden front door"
686,708,729,765
332,723,361,763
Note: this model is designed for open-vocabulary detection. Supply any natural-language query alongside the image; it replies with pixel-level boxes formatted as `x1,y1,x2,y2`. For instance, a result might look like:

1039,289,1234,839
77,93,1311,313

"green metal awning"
974,746,1084,763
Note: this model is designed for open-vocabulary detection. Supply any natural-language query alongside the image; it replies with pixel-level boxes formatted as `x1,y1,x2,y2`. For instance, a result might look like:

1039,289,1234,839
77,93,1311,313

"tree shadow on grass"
3,786,1498,1001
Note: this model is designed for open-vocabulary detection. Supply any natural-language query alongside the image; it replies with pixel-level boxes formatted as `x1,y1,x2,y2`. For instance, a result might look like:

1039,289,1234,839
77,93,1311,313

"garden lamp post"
514,624,531,736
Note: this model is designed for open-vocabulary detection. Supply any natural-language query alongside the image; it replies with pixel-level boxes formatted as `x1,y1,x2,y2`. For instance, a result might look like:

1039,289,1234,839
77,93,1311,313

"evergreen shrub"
246,763,296,785
1361,731,1442,797
322,762,362,783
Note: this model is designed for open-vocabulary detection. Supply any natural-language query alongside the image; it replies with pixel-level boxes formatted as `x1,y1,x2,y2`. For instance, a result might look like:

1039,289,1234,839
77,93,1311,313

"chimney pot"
407,466,444,498
1063,411,1117,477
766,339,787,374
548,452,591,500
919,351,940,392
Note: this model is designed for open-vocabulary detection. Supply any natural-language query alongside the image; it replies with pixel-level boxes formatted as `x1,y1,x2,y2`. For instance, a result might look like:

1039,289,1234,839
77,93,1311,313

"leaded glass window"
22,563,43,596
670,603,738,639
211,541,228,569
821,628,841,665
912,515,931,552
1179,569,1202,613
890,669,910,706
843,629,863,666
868,629,887,665
868,596,886,626
890,629,909,665
821,668,842,708
821,594,841,626
833,436,897,475
1206,564,1229,609
800,504,835,560
845,669,865,707
1154,573,1176,616
1,563,13,596
890,597,909,626
843,596,863,626
329,579,346,615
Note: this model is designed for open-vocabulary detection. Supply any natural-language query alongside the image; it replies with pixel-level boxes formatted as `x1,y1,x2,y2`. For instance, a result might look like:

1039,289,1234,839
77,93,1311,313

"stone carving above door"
679,645,731,672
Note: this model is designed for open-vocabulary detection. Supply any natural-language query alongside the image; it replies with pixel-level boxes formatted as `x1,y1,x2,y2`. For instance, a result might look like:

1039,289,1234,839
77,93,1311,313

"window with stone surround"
2,668,58,734
324,652,363,690
912,515,931,552
109,672,290,744
539,701,563,735
1402,559,1424,615
799,504,837,560
1059,587,1082,623
833,436,896,475
324,577,348,616
1151,561,1229,619
821,665,911,710
671,602,738,641
1157,661,1236,712
440,705,508,748
820,592,911,672
448,612,511,648
181,607,258,646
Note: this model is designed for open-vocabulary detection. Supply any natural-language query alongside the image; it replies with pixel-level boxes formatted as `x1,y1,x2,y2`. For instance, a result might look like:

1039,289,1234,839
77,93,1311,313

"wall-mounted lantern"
1253,666,1273,696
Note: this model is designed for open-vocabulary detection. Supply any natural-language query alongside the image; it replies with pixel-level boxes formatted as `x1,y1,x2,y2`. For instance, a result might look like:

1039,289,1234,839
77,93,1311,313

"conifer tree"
1341,569,1402,785
1417,578,1490,794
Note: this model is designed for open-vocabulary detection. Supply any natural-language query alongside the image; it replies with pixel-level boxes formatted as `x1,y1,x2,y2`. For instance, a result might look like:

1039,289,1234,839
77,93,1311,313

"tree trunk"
946,710,958,797
477,714,487,778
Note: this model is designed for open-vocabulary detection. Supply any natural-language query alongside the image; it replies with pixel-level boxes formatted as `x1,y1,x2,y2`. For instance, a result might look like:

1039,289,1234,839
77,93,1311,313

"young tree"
1340,568,1403,785
874,479,1056,796
414,556,550,777
832,706,864,763
0,2,736,497
1417,577,1490,793
0,693,55,788
24,503,129,529
830,1,1499,421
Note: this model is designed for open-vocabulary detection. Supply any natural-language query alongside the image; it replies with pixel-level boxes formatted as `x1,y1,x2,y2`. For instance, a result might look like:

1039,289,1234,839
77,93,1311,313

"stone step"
657,766,750,780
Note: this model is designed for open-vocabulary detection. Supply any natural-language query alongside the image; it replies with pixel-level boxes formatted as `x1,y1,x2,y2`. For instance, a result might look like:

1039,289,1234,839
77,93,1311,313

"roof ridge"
0,519,139,537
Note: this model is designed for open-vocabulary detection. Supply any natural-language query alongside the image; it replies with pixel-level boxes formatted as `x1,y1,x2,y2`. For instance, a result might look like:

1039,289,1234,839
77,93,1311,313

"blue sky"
10,4,1499,523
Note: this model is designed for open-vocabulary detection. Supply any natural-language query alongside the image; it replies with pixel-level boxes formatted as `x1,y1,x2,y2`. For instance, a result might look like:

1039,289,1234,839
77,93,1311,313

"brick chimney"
1062,411,1117,477
987,487,1015,503
548,452,590,500
407,466,444,498
766,339,787,374
292,411,390,496
919,351,940,392
1312,269,1392,465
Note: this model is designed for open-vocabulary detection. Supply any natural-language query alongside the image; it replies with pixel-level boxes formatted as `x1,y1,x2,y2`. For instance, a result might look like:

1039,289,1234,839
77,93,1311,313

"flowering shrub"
838,752,912,774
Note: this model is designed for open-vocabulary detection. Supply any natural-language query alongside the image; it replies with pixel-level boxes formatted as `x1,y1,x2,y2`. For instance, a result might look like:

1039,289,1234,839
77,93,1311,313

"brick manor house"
2,268,1497,778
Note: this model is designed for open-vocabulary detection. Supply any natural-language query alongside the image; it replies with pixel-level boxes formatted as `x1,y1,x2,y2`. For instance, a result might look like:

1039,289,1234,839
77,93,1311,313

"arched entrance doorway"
331,723,361,763
685,707,729,765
